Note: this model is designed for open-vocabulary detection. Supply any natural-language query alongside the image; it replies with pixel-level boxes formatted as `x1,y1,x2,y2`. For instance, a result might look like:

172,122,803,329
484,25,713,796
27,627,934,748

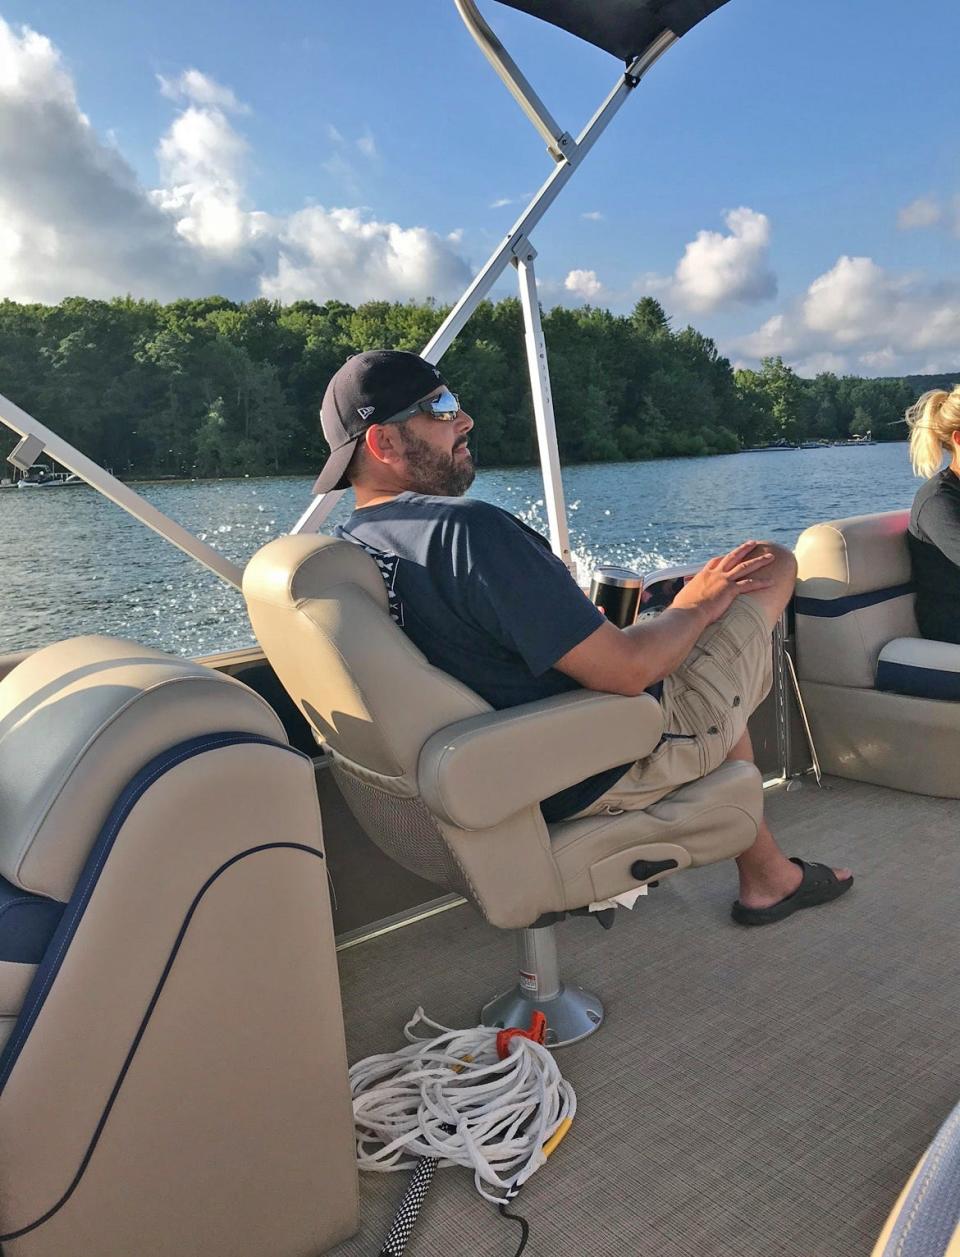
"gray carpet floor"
329,776,960,1257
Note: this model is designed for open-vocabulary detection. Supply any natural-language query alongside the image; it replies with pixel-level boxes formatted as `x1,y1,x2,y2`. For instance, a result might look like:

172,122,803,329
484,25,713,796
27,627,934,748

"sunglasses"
381,387,461,426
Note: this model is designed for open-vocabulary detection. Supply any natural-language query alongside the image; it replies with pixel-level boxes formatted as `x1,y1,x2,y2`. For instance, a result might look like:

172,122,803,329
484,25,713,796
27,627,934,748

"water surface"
0,443,917,656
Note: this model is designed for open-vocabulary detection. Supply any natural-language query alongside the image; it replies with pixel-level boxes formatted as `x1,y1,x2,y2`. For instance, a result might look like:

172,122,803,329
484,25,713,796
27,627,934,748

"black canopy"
494,0,730,62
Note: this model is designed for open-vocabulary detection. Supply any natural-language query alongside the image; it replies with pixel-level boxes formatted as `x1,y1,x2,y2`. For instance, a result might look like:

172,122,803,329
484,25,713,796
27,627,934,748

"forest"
0,294,949,478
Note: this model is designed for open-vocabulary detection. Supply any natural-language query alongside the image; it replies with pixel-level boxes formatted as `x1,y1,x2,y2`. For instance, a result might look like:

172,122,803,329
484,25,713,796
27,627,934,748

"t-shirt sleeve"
465,508,604,676
917,490,960,567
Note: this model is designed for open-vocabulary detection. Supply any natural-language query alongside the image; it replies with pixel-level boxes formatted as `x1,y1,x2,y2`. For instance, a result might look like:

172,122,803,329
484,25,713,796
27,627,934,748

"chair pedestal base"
479,924,604,1047
480,982,604,1047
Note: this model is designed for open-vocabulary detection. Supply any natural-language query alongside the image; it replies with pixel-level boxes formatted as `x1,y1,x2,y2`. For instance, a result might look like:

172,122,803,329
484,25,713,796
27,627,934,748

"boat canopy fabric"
494,0,730,62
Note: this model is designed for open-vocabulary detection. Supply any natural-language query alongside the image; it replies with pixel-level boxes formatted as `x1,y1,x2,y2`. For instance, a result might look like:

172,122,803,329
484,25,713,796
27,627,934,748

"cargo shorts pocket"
680,646,745,712
670,686,733,777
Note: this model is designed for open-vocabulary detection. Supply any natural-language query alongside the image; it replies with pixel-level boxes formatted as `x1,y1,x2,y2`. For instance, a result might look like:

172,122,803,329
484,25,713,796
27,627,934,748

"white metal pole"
453,0,572,160
291,487,344,534
0,392,244,589
513,241,573,572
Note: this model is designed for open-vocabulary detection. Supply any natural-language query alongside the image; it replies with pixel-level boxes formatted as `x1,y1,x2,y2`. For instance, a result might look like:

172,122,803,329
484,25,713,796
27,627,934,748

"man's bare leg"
727,727,852,908
720,542,851,906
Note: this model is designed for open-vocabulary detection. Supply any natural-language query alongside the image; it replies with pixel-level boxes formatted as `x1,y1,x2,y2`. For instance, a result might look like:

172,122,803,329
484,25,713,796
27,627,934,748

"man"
314,350,853,925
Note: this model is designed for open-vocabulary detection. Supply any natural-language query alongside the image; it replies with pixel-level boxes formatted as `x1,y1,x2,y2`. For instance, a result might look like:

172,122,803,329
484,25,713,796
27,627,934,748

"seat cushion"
876,637,960,701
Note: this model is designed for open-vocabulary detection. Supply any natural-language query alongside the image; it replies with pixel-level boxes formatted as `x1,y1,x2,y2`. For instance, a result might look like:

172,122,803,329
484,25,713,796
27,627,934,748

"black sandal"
731,858,853,927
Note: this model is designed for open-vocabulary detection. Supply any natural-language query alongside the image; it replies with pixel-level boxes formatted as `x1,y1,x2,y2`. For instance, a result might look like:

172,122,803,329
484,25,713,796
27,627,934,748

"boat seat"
0,634,358,1256
795,511,960,796
876,636,960,701
243,535,763,1041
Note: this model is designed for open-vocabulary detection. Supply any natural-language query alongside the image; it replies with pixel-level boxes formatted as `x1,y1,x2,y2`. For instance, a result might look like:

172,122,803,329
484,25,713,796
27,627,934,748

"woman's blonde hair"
907,385,960,477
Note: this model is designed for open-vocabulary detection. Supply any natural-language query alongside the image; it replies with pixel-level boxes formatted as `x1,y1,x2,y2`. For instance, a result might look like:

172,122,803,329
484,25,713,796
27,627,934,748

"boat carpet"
329,775,960,1257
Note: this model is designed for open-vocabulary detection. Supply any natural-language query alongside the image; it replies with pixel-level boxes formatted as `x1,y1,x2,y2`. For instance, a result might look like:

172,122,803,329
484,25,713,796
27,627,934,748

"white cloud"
897,197,942,230
489,193,533,210
157,68,249,114
356,129,377,159
0,17,224,302
0,16,472,307
659,208,777,313
582,211,604,221
153,96,256,252
260,207,471,304
564,269,604,300
737,254,960,376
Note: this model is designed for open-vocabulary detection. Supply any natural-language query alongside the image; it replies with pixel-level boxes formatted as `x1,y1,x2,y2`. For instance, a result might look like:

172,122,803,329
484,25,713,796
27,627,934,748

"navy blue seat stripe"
0,840,324,1242
0,732,298,1093
876,660,960,702
794,582,914,619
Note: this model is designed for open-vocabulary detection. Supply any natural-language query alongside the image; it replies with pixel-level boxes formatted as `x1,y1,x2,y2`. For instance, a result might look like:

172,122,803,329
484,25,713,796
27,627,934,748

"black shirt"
908,467,960,643
335,492,632,820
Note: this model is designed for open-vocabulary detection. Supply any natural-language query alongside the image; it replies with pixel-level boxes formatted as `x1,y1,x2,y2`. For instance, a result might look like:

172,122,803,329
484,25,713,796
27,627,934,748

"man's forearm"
621,604,711,689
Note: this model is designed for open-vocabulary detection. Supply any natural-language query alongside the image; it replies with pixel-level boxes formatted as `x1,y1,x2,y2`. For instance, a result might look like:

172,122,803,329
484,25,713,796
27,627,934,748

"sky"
0,0,958,377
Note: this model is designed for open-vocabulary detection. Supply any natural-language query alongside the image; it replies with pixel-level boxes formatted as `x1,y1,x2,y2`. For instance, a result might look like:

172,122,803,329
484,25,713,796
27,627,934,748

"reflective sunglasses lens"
425,388,459,418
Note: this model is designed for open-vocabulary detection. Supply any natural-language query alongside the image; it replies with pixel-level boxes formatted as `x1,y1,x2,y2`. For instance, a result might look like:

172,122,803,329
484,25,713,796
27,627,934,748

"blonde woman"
907,385,960,643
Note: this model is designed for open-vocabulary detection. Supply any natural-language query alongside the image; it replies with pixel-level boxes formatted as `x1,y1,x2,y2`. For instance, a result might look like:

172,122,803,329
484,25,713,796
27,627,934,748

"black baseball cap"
312,350,447,494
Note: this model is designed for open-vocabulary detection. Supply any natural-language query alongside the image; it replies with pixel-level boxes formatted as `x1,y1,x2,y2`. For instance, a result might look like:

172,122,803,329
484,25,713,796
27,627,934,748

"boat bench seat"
0,634,358,1257
795,510,960,796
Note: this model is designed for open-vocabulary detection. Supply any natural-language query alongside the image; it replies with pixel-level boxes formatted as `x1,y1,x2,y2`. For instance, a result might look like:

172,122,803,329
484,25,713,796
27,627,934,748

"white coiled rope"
350,1008,577,1205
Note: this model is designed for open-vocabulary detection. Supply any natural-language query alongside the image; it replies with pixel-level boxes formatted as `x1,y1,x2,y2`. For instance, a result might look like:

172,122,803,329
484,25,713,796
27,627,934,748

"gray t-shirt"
335,492,631,820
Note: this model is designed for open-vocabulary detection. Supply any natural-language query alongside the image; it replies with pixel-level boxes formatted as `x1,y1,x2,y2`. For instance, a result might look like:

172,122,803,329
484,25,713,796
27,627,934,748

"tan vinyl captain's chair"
244,535,764,1045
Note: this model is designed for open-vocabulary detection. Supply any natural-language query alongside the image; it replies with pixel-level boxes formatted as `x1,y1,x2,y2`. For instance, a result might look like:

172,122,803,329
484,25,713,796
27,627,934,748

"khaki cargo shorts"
574,596,773,817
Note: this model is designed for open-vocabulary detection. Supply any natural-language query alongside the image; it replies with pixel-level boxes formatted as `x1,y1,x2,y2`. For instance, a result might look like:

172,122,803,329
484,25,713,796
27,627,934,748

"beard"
396,426,476,497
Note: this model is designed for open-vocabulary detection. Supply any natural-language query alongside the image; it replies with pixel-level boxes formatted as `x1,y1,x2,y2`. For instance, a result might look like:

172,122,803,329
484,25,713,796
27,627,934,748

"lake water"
0,443,919,657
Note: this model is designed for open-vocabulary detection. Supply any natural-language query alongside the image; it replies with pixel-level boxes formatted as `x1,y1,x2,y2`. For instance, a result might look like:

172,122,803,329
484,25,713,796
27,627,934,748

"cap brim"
311,438,359,495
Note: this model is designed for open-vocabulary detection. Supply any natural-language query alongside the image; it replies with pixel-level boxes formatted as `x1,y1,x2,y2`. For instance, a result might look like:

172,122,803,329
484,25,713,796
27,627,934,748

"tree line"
0,294,946,478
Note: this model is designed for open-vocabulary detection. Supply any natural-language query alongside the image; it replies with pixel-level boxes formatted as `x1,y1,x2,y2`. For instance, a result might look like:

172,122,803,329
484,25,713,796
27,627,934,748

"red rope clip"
496,1011,547,1059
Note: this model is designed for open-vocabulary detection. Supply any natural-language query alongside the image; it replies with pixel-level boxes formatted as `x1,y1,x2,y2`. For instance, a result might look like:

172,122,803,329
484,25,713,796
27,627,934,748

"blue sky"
0,0,958,376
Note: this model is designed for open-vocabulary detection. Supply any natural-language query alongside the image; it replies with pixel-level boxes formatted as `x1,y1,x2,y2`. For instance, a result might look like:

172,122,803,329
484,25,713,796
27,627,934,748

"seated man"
313,350,853,925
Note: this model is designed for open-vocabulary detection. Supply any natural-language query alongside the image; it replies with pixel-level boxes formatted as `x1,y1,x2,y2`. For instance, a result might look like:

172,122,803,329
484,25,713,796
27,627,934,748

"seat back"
244,535,543,903
794,510,918,687
0,634,284,901
0,636,358,1256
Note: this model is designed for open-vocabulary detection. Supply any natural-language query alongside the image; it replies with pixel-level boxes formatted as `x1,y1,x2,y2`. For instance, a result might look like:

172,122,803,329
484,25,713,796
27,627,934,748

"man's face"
392,390,475,497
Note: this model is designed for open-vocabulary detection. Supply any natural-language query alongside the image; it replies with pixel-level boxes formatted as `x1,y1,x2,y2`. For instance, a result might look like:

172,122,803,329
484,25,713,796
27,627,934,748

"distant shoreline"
1,439,908,492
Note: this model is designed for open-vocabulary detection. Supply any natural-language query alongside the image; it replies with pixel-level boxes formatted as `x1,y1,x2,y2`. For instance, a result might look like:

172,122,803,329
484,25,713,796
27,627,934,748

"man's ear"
365,424,402,466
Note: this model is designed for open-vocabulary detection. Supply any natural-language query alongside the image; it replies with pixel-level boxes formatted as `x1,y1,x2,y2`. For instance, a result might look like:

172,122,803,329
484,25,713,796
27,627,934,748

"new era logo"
357,405,376,420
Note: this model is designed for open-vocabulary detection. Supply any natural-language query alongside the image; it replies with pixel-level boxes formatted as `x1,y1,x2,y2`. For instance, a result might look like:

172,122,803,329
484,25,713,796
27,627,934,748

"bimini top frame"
293,0,731,562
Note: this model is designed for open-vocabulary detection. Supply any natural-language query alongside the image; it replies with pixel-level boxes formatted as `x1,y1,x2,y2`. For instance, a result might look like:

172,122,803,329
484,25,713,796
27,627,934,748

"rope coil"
350,1008,577,1205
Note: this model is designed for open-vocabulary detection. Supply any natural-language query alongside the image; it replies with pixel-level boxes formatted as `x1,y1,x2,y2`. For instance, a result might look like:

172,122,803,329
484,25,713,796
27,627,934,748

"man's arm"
554,542,775,696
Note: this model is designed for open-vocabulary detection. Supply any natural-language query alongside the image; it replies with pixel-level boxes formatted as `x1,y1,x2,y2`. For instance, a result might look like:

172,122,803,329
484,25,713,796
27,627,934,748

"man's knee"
746,541,797,629
764,542,797,593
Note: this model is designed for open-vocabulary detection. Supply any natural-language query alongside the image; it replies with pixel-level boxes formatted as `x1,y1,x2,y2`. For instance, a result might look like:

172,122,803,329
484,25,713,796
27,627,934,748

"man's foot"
731,858,853,927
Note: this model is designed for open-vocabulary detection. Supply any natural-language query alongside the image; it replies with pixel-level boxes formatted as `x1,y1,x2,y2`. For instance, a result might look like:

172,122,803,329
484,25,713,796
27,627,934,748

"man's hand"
672,541,775,626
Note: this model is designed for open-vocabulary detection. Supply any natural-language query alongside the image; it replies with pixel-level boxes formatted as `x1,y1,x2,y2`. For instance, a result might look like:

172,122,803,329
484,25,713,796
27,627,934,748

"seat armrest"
418,689,664,830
